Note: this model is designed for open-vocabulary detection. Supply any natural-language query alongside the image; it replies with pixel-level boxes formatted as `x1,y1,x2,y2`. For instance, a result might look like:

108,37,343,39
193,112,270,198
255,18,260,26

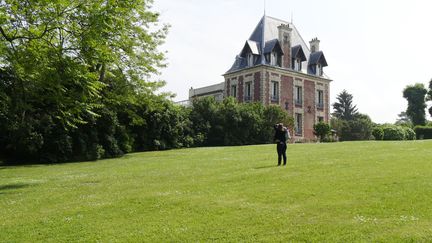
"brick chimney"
278,24,292,69
309,37,320,53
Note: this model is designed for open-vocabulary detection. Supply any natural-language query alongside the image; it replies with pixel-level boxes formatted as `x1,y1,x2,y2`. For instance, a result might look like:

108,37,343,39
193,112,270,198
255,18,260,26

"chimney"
309,37,320,53
278,24,292,69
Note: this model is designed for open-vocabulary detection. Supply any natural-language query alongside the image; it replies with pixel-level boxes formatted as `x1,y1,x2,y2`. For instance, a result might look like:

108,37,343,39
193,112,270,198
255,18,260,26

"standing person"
274,123,291,166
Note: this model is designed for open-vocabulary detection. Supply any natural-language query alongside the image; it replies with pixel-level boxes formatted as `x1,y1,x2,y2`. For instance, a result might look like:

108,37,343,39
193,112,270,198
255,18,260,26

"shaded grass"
1,140,432,242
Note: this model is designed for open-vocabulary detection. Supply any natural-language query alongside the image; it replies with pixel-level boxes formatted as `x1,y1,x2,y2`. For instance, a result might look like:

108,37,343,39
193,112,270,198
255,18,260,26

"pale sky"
152,0,432,123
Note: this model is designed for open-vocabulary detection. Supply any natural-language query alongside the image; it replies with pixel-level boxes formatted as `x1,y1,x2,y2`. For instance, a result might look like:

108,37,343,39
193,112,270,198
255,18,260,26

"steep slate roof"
227,15,312,74
291,45,307,61
308,51,328,66
263,39,283,54
240,40,261,56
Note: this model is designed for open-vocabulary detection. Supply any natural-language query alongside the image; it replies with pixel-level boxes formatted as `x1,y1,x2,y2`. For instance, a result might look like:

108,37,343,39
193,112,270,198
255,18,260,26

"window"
271,81,279,102
295,86,302,105
316,64,323,76
271,52,277,66
231,85,237,97
247,53,254,67
277,54,282,67
295,113,302,136
317,90,324,109
318,116,324,123
245,82,252,101
292,58,302,71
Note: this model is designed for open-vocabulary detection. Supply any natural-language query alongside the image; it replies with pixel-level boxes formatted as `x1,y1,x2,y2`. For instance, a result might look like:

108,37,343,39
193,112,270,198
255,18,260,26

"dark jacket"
274,125,290,143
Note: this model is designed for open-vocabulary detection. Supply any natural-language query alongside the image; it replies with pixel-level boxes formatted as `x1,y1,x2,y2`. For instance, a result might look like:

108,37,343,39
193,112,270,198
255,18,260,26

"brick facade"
224,66,330,141
280,75,294,116
303,80,316,139
238,76,244,102
226,79,231,97
253,72,261,102
264,71,270,105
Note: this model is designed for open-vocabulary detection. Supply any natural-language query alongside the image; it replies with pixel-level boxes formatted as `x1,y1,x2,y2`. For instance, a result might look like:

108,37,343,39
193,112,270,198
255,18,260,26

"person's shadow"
254,165,279,169
0,183,32,194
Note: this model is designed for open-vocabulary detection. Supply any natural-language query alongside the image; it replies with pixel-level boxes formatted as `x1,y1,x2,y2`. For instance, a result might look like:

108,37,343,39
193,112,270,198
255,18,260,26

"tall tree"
395,111,412,126
0,0,169,161
427,79,432,117
332,90,359,120
403,83,427,126
0,0,167,127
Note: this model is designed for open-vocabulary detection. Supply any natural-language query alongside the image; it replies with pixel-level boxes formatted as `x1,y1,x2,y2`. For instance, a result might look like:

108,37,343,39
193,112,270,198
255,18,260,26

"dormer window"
270,52,277,66
291,45,306,72
316,64,323,76
247,53,254,67
307,51,327,76
293,58,302,71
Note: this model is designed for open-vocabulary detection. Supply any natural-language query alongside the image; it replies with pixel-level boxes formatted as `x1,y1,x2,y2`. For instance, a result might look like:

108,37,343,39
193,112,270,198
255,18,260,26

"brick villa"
188,15,332,140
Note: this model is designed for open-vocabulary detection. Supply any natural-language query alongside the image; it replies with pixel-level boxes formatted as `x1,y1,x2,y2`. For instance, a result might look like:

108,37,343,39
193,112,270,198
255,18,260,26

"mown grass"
1,140,432,242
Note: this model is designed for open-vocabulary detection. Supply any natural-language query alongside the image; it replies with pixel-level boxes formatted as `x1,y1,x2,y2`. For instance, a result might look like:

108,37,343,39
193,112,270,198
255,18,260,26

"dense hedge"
414,126,432,139
0,96,293,164
372,124,416,141
372,127,384,140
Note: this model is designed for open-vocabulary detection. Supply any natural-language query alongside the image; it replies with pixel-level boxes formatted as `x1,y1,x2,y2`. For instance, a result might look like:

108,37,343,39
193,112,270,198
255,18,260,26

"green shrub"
313,122,331,141
372,127,384,140
414,126,432,139
382,125,406,140
403,127,416,140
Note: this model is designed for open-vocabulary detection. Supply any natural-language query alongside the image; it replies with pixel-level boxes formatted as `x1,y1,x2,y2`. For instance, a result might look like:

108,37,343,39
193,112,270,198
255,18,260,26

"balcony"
244,96,252,102
295,99,302,107
317,102,324,110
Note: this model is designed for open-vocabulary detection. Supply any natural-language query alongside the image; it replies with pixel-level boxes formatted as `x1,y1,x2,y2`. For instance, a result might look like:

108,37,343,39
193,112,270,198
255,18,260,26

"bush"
382,125,406,140
414,126,432,139
403,127,416,140
332,114,373,141
313,122,331,141
372,127,384,140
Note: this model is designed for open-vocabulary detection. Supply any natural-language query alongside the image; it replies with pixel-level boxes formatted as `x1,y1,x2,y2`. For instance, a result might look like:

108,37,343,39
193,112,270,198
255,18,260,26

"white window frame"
231,85,237,98
245,82,252,101
271,81,279,101
317,90,324,108
271,52,277,66
295,113,303,135
295,86,302,105
316,64,322,76
248,53,254,67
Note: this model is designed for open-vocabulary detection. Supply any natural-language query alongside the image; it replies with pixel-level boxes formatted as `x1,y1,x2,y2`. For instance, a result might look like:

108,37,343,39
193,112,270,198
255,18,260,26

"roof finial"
261,0,266,65
291,11,293,24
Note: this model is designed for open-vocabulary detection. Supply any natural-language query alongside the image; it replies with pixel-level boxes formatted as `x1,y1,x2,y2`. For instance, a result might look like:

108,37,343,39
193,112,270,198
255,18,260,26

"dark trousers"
276,142,287,165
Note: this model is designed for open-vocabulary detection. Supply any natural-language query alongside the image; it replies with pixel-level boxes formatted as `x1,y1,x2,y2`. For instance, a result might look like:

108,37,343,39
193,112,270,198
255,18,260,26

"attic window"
293,58,302,71
316,64,323,76
271,52,276,66
247,53,254,67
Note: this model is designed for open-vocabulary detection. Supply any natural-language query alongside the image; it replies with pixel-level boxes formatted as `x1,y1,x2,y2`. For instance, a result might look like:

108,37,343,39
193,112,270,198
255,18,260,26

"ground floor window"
295,113,303,136
231,85,237,98
245,82,252,101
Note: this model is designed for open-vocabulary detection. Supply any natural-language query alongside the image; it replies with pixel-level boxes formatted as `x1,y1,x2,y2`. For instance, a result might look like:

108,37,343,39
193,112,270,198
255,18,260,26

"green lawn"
1,141,432,242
